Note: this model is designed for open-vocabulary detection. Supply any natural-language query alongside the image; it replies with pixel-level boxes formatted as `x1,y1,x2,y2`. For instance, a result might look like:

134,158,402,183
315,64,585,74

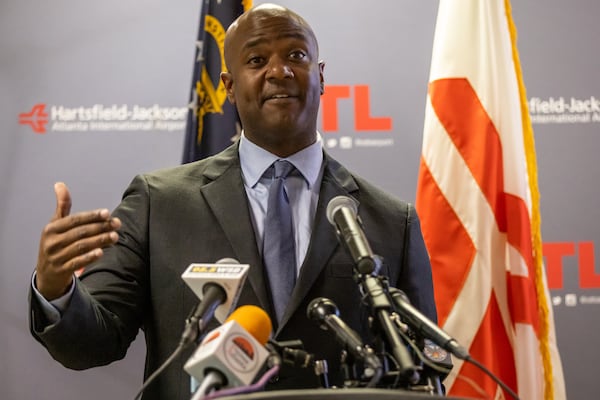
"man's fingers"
53,182,72,220
43,220,120,258
45,210,119,236
35,247,105,300
60,234,117,274
65,248,105,275
62,231,119,262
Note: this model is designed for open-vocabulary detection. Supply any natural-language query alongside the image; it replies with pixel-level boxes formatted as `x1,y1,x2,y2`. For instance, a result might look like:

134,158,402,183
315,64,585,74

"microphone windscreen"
216,257,239,264
225,305,272,346
326,195,358,225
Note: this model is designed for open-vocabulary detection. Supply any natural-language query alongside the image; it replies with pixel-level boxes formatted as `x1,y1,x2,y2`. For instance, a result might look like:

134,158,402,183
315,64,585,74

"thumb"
53,182,72,220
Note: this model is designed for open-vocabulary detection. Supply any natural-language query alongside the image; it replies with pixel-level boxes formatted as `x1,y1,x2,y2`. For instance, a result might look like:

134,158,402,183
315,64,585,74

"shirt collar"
239,132,324,189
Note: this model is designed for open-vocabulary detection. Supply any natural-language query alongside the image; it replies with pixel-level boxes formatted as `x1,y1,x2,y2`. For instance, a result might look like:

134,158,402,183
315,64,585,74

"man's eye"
289,50,307,60
248,56,264,65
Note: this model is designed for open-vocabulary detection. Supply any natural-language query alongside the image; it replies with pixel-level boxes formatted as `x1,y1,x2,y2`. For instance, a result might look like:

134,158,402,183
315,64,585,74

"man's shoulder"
324,153,413,214
353,176,412,212
141,144,240,185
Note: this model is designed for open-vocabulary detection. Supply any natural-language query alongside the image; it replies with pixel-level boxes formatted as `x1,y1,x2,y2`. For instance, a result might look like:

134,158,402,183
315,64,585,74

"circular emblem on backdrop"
224,334,259,373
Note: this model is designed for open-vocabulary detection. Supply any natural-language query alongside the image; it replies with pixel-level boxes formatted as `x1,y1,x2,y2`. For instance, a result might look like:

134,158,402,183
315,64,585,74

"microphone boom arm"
357,273,418,383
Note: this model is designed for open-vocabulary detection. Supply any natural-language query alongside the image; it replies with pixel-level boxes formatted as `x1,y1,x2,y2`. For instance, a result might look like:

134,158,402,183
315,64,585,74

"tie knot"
272,160,295,179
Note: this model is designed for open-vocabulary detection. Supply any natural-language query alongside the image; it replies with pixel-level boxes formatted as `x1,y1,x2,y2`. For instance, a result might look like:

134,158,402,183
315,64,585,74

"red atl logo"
19,103,49,133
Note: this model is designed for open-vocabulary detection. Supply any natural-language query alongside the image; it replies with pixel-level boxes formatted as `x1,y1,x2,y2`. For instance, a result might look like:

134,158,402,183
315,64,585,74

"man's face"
222,11,324,156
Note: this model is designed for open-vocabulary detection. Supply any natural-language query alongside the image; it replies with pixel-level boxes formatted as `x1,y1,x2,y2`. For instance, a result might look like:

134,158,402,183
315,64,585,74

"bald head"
224,3,319,73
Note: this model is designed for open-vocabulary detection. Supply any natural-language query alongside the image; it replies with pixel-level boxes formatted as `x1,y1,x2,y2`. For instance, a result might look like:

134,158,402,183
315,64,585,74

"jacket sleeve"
399,203,438,323
28,175,152,370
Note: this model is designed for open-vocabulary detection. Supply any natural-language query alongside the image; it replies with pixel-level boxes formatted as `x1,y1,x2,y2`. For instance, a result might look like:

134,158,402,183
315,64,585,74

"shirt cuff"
31,271,76,323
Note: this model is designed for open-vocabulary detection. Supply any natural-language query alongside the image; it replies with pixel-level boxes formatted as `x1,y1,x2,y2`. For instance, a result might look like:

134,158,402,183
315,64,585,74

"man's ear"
221,72,235,104
318,61,325,95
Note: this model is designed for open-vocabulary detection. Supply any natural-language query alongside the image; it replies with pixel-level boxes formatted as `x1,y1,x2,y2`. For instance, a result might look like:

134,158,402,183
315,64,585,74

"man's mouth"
263,93,297,103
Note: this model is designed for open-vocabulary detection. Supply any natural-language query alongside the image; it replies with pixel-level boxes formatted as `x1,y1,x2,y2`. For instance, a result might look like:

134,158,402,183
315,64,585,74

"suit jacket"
30,144,437,400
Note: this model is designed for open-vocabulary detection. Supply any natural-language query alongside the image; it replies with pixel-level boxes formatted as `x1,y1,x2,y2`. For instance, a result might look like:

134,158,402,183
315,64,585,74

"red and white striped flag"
415,1,566,399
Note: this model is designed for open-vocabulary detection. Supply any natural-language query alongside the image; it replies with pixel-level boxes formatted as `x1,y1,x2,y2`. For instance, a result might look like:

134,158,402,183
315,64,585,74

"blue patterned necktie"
263,160,297,323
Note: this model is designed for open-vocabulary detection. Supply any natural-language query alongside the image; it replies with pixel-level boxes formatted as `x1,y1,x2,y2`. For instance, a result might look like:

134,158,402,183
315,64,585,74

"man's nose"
266,56,294,80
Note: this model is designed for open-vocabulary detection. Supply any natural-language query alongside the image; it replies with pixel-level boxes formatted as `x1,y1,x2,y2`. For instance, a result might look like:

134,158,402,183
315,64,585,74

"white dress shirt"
239,132,324,276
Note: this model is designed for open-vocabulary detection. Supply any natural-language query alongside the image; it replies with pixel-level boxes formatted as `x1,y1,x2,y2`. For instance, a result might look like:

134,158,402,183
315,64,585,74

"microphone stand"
351,258,419,386
190,371,225,400
134,284,226,400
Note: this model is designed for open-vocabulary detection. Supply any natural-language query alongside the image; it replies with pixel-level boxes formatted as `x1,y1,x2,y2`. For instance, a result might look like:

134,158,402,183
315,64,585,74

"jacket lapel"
199,145,272,314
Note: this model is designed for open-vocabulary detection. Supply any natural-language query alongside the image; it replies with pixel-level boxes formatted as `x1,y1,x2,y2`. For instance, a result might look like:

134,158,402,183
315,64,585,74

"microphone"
389,288,469,360
325,198,417,379
181,258,250,326
390,290,521,399
267,339,314,369
267,339,331,388
326,196,380,274
133,259,249,400
307,297,382,383
185,305,273,397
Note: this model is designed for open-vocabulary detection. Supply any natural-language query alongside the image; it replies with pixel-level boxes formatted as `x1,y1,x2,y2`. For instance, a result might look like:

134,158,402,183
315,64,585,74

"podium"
216,388,468,400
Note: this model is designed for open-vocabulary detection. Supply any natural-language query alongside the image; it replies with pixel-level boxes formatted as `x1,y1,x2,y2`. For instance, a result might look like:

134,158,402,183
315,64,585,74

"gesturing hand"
35,182,121,300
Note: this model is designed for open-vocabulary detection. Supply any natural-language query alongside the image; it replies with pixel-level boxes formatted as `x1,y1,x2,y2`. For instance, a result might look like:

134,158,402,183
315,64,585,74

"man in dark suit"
30,3,437,400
